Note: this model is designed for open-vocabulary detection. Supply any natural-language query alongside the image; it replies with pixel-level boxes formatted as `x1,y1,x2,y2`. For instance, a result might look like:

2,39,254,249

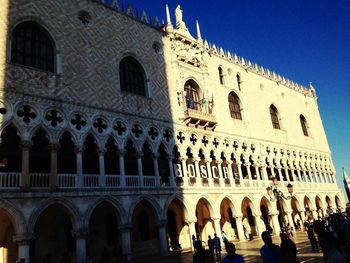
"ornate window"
11,22,55,72
300,114,309,136
184,81,200,111
218,67,224,85
269,105,280,129
119,56,146,96
228,92,242,120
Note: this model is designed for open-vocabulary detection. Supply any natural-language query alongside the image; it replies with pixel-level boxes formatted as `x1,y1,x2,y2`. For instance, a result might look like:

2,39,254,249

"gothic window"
300,114,309,136
228,92,242,120
184,81,200,111
218,67,224,85
119,56,146,96
11,22,55,72
269,105,280,129
236,74,241,91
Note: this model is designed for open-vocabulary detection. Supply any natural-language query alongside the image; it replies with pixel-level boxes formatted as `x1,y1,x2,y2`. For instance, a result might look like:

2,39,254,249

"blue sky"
122,0,350,194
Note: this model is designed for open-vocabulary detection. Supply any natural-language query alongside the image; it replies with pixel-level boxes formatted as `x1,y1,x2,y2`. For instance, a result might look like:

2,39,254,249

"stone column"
254,165,260,180
236,161,243,182
20,141,31,188
153,153,161,187
299,210,306,227
254,213,265,237
226,161,235,183
167,155,175,187
119,149,126,187
286,210,294,227
75,146,84,188
234,216,245,241
73,229,88,263
181,157,189,187
136,151,144,187
213,218,222,239
98,149,106,187
119,225,132,261
194,158,201,187
246,164,252,180
270,212,281,235
158,220,168,256
49,143,59,188
14,234,32,263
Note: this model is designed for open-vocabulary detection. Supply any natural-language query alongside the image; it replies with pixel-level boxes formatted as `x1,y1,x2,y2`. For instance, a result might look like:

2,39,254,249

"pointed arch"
269,104,281,129
119,56,147,96
228,91,242,120
300,114,309,136
0,199,26,235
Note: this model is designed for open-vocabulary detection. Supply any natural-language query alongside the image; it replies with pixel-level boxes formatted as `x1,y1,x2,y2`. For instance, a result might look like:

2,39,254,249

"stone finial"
196,20,202,42
220,47,225,57
204,39,209,50
227,51,232,60
175,5,185,29
154,16,161,27
234,54,239,63
241,57,246,67
126,4,134,16
212,44,217,54
140,10,149,23
165,4,173,32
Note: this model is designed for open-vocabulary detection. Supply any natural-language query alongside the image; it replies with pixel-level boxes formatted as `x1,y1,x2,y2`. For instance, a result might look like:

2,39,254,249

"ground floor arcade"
0,191,344,263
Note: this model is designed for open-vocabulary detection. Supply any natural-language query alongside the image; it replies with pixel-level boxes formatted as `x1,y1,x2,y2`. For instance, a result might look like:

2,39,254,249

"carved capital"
118,224,133,233
21,140,32,149
158,219,167,227
13,234,34,245
152,153,160,159
118,149,127,156
72,228,89,239
48,143,60,152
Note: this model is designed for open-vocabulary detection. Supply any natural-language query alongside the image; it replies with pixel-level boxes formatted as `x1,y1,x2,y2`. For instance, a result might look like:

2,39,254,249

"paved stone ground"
135,231,324,263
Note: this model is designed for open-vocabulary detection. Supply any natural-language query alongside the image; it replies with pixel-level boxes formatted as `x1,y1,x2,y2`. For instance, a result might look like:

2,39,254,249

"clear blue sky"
122,0,350,194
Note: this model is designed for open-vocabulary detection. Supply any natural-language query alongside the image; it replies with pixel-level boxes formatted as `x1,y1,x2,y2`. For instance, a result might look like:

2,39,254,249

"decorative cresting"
16,105,37,124
44,109,64,128
70,113,87,131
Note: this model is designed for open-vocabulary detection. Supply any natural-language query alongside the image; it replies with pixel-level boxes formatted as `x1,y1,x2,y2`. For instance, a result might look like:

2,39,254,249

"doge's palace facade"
0,1,345,263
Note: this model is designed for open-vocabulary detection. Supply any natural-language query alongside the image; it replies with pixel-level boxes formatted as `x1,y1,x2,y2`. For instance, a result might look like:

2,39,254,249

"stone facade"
0,1,345,263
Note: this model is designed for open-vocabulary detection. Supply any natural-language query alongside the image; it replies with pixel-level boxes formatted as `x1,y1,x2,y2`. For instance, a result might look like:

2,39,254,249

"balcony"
183,108,217,130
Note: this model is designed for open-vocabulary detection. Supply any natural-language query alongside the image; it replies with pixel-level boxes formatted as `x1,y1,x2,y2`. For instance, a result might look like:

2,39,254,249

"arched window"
228,92,242,120
236,74,241,91
119,56,146,96
300,114,309,136
269,105,280,129
184,81,200,110
218,67,224,85
11,22,55,72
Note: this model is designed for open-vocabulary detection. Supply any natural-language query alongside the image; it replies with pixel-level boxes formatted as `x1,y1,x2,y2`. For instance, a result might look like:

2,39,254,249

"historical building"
0,0,345,262
343,168,350,202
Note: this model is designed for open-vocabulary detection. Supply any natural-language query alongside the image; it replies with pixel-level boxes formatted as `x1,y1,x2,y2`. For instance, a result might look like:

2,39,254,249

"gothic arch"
128,195,162,223
84,196,127,227
194,195,218,218
163,195,191,221
27,197,82,234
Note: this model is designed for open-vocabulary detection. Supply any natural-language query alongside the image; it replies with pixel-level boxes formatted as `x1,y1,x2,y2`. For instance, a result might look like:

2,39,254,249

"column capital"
48,143,60,151
74,145,84,154
153,153,160,159
136,151,144,158
13,234,34,245
21,140,32,149
234,214,243,219
167,154,174,161
184,219,196,225
211,217,221,222
118,149,127,156
97,148,106,155
158,219,167,227
118,224,133,233
72,228,89,239
180,156,188,161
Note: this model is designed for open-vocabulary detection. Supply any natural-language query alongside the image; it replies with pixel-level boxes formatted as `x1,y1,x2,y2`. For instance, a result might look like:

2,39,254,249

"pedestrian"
208,235,214,258
280,239,299,263
213,233,221,262
221,242,245,263
193,241,211,263
318,232,346,263
260,230,282,263
306,226,319,253
193,234,198,251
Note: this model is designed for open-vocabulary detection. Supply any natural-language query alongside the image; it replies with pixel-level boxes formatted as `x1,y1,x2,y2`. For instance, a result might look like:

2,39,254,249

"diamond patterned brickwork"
1,0,172,121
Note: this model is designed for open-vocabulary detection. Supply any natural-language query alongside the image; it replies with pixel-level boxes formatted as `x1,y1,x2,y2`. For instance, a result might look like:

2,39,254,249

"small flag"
210,94,214,113
200,91,206,108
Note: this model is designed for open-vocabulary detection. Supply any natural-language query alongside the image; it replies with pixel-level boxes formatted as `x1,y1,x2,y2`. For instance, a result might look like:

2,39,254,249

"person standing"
221,242,245,263
208,235,215,260
222,231,229,246
260,231,282,263
307,227,319,253
213,233,221,262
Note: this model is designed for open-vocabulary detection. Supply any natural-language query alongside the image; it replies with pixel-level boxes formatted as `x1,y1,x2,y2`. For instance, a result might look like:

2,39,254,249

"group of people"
193,209,350,263
193,232,244,263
